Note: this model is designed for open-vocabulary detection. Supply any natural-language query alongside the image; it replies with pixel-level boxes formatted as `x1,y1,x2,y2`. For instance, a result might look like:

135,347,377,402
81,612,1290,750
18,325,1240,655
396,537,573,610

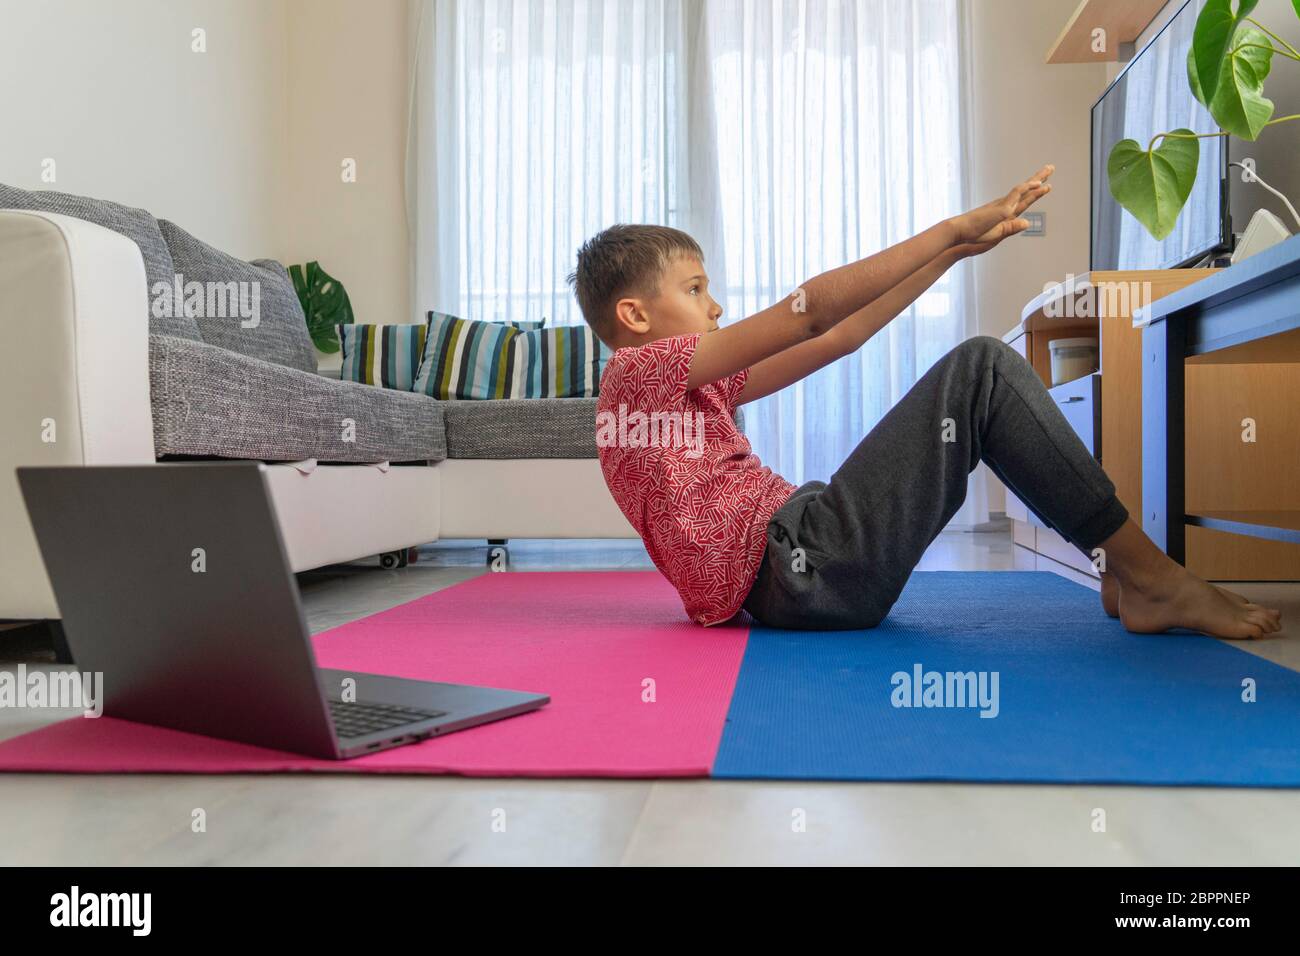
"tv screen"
1091,0,1228,271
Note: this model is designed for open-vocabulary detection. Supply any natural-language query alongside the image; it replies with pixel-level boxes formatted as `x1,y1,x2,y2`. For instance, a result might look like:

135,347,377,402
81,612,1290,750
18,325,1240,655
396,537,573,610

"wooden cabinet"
1001,269,1300,583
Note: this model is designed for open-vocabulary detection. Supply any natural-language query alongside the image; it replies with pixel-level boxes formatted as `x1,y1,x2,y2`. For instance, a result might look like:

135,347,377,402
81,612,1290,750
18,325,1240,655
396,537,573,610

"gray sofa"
148,332,601,464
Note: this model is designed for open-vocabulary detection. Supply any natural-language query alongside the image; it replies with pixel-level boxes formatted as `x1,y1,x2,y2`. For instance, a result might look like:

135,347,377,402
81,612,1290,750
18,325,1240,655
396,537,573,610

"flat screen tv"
1091,0,1230,271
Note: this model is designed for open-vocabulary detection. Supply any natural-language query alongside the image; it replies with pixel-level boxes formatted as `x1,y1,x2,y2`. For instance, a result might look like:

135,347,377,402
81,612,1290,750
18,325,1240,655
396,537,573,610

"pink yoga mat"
0,572,748,777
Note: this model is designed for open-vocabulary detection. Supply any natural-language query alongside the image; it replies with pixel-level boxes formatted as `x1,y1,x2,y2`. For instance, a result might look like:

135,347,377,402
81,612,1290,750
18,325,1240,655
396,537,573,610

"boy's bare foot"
1213,584,1251,605
1118,564,1282,640
1100,570,1250,618
1099,571,1120,617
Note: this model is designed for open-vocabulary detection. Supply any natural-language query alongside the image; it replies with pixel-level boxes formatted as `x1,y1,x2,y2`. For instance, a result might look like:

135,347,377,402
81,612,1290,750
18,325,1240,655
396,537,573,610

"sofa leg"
47,621,73,664
379,549,409,570
0,619,73,664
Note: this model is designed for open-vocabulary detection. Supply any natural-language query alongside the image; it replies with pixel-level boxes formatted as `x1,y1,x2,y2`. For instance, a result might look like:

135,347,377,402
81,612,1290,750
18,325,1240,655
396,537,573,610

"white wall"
965,0,1109,513
967,0,1108,340
0,0,413,348
0,0,289,260
281,0,412,333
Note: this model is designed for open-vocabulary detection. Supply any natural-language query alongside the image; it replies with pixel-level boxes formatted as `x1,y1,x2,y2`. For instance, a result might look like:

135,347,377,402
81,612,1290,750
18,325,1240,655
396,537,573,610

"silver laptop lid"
17,463,339,758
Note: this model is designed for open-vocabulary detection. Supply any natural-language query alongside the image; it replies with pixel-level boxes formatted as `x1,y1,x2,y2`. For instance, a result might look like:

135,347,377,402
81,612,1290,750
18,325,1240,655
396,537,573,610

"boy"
569,165,1282,639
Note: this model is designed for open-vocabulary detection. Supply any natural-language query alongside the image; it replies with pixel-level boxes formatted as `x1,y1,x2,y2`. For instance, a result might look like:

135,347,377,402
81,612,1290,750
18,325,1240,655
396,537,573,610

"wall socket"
1022,211,1046,236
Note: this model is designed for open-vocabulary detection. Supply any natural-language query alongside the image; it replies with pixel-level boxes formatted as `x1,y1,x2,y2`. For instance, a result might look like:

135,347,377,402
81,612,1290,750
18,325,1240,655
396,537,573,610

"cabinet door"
1048,373,1101,459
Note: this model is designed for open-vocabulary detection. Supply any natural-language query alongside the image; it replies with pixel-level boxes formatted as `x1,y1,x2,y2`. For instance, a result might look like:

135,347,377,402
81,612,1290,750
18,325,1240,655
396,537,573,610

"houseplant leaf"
290,261,355,354
1192,0,1259,105
1107,130,1200,240
1190,25,1275,139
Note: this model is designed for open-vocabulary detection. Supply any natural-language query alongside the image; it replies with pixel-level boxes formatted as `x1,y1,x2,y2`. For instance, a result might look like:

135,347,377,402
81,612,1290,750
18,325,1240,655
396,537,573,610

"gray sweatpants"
742,335,1130,630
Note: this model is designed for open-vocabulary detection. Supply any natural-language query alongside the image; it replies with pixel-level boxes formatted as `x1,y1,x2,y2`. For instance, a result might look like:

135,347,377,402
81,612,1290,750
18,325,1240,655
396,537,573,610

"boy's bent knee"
948,335,1018,378
961,335,1009,361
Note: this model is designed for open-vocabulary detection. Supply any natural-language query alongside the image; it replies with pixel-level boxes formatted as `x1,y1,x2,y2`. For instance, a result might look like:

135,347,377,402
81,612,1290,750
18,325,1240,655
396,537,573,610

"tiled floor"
2,533,1298,866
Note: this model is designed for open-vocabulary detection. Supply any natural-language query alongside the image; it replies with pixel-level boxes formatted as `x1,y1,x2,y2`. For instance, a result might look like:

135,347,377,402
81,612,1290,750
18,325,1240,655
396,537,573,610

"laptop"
17,462,549,759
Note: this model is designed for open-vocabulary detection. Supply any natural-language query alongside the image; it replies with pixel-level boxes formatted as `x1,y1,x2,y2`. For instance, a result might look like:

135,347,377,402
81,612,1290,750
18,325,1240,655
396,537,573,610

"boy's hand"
951,220,1028,259
949,164,1054,248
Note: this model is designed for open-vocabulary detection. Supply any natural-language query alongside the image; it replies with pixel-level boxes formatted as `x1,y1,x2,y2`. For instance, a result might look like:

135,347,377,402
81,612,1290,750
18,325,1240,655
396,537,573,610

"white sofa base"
437,458,636,539
265,463,443,572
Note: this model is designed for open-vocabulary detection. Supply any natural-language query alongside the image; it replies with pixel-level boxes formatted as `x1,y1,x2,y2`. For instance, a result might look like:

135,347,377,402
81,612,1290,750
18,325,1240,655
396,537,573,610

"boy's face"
614,256,722,345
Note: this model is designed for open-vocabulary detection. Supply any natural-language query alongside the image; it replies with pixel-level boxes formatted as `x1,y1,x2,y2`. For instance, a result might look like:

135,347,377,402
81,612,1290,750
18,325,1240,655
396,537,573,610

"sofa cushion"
149,334,446,463
413,312,607,400
157,219,317,374
338,322,428,391
442,398,598,458
0,183,201,341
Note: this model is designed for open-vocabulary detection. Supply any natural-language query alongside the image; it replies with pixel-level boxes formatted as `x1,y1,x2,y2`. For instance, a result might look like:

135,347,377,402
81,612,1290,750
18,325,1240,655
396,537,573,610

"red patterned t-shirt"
596,333,796,626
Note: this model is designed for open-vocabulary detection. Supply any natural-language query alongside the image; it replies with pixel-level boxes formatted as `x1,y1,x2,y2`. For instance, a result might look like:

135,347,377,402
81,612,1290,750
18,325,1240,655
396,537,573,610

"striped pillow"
337,323,429,391
413,311,610,399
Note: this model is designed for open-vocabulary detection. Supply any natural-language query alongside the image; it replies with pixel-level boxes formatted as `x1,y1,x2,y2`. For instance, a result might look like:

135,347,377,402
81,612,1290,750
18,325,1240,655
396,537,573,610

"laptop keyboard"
328,700,447,739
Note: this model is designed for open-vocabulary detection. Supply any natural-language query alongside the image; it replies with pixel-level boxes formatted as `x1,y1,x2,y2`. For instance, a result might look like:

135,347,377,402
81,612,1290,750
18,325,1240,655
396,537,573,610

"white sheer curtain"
407,0,691,327
409,0,990,526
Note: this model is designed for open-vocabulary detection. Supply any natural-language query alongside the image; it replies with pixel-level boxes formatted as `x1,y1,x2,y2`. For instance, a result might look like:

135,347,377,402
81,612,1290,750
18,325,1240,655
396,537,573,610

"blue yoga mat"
714,571,1300,786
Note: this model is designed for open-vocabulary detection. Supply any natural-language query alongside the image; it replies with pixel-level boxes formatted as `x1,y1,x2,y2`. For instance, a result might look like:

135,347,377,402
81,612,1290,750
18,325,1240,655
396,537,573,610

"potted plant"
1108,0,1300,240
289,260,355,353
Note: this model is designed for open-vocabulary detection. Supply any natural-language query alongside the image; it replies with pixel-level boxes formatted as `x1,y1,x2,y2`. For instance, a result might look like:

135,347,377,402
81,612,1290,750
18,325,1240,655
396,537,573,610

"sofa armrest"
0,210,154,619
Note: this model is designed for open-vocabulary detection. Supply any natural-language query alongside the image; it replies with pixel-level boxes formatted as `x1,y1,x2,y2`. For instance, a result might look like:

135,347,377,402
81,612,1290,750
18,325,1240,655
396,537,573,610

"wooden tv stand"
1002,269,1300,585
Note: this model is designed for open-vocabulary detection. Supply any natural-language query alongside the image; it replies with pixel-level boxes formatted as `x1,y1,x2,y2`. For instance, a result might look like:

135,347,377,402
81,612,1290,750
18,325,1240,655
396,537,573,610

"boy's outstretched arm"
735,245,965,405
686,164,1054,392
733,203,1043,406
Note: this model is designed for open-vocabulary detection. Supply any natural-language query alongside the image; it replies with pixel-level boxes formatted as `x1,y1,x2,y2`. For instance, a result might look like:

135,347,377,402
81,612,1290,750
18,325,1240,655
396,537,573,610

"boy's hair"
567,224,703,342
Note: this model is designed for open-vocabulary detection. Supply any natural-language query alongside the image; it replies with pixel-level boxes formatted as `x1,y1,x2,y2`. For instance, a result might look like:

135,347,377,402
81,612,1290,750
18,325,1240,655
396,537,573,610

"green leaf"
290,260,355,353
1192,0,1259,104
1206,25,1275,139
1107,131,1201,241
1188,35,1213,107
